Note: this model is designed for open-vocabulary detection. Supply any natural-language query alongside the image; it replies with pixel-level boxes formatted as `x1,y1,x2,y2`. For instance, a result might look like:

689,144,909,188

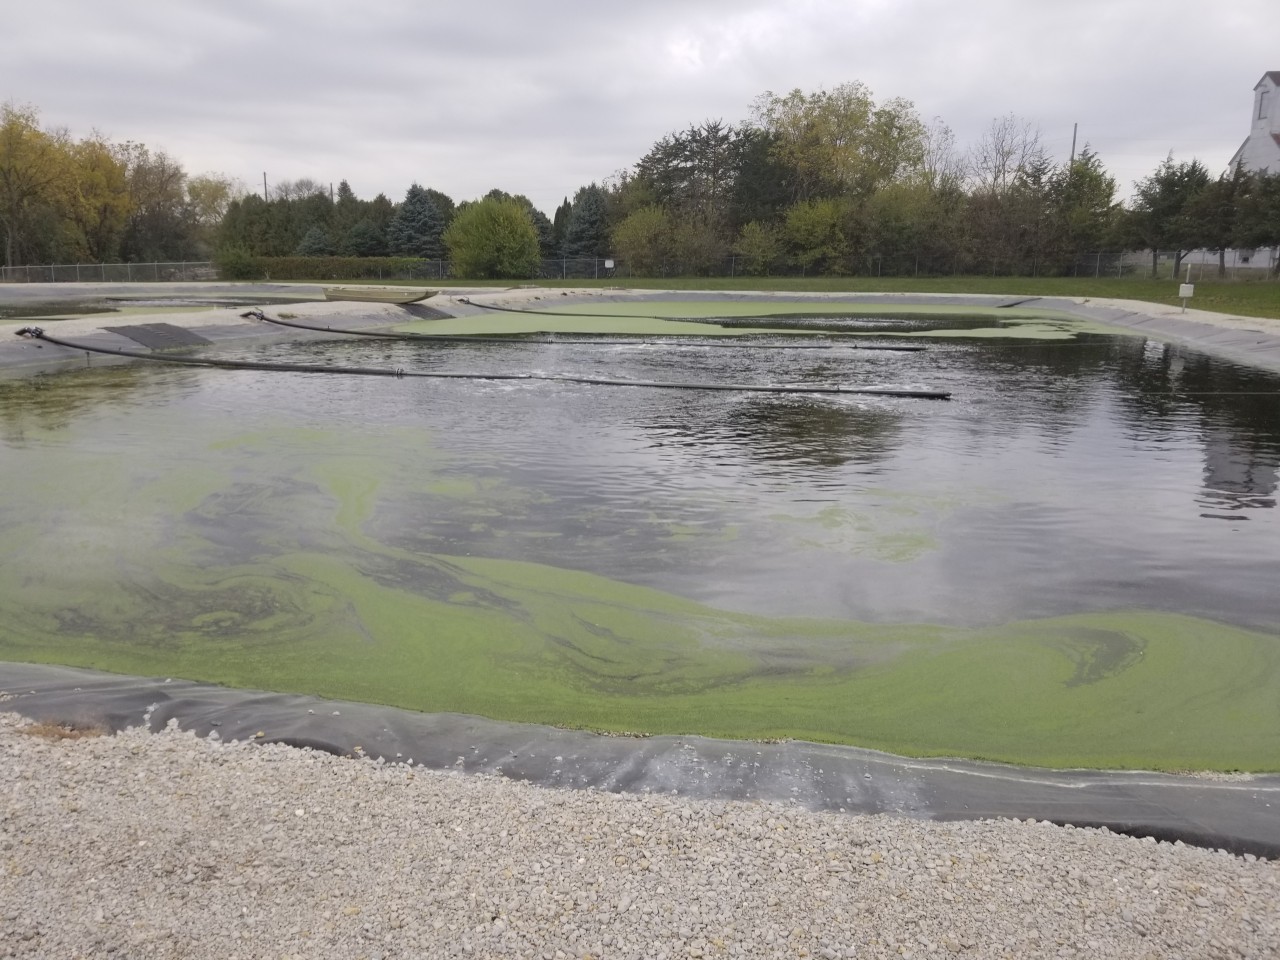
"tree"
670,215,726,275
387,183,445,258
186,173,240,258
733,220,782,275
1234,171,1280,275
483,189,555,255
443,195,539,279
295,225,333,256
332,180,362,237
1125,155,1211,277
749,83,926,202
422,188,455,230
784,199,847,273
611,205,671,275
635,120,737,223
967,114,1046,195
0,103,74,267
727,126,790,230
560,183,610,259
1186,169,1246,277
339,218,387,257
551,197,572,253
67,135,131,262
118,143,195,261
1044,148,1118,268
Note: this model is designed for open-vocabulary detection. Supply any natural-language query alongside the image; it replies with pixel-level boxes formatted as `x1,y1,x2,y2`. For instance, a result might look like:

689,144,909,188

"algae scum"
2,303,1279,769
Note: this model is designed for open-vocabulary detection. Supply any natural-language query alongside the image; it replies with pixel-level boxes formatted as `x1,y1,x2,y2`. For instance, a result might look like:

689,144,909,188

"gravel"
2,713,1277,960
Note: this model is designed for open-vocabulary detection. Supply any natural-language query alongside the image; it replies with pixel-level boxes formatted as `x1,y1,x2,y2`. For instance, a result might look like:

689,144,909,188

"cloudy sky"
5,0,1279,214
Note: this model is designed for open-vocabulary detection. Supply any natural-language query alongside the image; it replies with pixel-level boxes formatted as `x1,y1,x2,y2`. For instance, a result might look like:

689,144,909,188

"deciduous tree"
0,103,74,267
612,205,671,275
444,195,539,279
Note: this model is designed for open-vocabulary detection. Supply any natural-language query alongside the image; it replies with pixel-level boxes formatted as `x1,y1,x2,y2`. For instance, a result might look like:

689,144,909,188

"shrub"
444,197,540,279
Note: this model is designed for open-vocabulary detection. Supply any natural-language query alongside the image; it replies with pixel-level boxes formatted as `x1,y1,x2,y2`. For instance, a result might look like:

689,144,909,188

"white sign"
1179,283,1194,298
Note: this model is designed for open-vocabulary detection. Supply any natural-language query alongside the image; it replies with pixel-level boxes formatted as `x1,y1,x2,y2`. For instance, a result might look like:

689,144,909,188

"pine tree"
551,198,571,253
560,184,609,259
387,183,445,258
295,225,333,256
340,218,387,257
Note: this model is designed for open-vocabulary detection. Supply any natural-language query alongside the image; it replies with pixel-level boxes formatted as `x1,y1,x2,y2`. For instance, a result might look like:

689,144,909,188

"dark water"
3,322,1278,630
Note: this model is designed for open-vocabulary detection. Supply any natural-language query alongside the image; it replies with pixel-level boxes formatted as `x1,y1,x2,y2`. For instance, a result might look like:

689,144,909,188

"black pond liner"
2,663,1276,860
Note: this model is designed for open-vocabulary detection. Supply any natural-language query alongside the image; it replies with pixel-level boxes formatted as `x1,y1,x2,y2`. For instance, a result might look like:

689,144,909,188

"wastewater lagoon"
2,301,1278,770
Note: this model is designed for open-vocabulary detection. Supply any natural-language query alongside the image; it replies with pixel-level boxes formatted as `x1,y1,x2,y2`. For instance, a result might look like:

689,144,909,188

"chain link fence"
4,252,1276,285
0,262,218,283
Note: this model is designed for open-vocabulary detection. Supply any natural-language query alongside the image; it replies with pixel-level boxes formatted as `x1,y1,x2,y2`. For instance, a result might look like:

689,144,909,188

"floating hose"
451,299,926,352
241,309,923,353
14,327,951,400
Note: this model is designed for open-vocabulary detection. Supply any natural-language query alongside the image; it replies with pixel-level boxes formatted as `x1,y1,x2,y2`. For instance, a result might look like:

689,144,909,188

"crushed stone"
2,712,1276,959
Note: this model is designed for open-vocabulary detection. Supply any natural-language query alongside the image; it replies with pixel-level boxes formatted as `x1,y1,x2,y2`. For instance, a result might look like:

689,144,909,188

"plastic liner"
3,662,1277,859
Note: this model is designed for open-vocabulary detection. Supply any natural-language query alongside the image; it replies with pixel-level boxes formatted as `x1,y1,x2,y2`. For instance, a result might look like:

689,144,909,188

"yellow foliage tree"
0,102,74,267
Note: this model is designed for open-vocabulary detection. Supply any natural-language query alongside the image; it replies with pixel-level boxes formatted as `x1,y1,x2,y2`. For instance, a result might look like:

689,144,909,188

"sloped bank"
4,663,1278,859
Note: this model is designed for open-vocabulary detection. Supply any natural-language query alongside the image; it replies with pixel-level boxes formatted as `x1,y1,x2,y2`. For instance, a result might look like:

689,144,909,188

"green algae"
2,350,1278,772
392,299,1124,342
1,424,1276,770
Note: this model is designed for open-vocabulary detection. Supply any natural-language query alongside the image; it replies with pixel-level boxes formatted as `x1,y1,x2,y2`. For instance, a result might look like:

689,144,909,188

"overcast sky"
5,0,1279,214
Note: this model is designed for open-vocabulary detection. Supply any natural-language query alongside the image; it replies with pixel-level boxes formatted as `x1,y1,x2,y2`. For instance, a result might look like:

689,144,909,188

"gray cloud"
5,0,1278,213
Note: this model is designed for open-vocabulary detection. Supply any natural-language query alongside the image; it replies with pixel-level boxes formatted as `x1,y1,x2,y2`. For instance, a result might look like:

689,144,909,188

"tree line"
597,87,1280,279
0,103,236,268
6,88,1280,278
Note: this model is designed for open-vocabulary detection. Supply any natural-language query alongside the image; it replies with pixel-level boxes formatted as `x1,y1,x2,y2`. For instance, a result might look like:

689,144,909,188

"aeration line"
14,327,951,400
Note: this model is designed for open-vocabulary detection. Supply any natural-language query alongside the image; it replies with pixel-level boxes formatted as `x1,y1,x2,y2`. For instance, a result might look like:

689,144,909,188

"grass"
294,275,1280,321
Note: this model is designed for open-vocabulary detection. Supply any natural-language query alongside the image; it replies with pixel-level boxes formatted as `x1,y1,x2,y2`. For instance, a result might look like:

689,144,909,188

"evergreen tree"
423,188,456,229
339,218,387,256
561,184,609,259
295,225,333,256
387,183,445,258
551,197,571,253
1124,155,1211,277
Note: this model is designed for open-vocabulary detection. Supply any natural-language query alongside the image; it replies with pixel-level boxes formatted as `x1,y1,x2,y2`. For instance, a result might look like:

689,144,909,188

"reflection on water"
1,318,1278,631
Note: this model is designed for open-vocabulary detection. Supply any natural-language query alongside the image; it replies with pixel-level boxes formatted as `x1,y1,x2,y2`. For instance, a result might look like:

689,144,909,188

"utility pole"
263,172,268,201
1070,123,1078,164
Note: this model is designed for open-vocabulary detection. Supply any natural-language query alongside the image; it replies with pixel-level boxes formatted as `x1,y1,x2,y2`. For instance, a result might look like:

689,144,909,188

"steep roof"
1260,71,1280,87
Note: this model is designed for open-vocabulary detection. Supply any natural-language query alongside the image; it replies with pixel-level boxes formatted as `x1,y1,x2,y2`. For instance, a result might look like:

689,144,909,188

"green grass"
301,275,1280,321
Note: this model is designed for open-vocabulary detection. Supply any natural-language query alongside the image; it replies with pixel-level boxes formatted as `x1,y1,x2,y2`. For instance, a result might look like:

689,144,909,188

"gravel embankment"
2,714,1276,960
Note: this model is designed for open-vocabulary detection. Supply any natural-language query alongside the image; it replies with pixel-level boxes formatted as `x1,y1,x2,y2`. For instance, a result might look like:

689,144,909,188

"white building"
1229,71,1280,174
1136,71,1280,276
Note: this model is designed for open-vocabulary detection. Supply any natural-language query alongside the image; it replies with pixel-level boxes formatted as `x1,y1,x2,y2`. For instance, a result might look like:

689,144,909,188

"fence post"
1095,252,1101,278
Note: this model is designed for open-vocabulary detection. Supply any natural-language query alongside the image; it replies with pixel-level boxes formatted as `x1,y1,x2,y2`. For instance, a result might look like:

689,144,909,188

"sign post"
1178,264,1194,313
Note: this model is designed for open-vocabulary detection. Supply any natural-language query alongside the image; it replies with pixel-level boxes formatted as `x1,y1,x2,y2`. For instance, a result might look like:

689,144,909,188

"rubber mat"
102,323,212,349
